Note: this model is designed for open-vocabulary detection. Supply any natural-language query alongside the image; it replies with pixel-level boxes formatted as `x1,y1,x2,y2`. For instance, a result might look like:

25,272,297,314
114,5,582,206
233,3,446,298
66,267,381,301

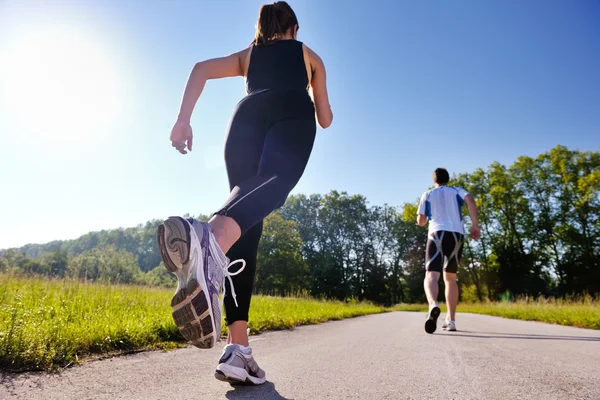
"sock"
238,344,251,354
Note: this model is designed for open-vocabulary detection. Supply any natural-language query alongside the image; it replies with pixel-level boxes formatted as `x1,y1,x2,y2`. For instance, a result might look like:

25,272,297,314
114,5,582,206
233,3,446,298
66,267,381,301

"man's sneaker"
442,318,449,329
425,304,441,334
215,344,266,385
157,216,245,349
443,320,457,332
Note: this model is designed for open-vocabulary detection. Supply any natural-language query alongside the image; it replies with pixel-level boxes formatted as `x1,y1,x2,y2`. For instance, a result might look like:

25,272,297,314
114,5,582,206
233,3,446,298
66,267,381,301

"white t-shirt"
417,185,469,235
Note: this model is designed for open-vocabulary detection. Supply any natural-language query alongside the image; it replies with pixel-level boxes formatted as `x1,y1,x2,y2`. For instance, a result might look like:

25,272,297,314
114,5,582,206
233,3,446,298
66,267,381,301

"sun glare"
0,27,124,144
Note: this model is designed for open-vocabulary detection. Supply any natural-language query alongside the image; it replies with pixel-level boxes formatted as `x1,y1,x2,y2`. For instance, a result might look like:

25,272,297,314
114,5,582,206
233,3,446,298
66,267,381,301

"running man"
156,1,333,385
416,168,480,334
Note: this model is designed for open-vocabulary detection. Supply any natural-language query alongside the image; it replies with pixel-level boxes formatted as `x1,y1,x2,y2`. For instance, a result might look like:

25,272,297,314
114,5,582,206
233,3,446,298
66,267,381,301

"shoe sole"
425,306,441,334
157,217,216,349
215,365,266,386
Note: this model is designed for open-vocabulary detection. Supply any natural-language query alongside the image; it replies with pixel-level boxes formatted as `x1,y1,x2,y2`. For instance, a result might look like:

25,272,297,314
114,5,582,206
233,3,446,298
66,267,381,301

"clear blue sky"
0,0,598,249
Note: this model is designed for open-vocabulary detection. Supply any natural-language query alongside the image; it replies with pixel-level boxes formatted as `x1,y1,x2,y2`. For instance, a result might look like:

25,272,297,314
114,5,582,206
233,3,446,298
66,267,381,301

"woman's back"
246,39,310,95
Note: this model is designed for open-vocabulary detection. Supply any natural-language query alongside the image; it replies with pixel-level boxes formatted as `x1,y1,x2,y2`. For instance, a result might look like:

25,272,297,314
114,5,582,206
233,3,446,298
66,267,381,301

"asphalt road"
2,312,600,400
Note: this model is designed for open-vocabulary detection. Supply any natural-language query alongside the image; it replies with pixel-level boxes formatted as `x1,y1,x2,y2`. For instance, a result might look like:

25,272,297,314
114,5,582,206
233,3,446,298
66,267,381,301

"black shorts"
425,230,464,273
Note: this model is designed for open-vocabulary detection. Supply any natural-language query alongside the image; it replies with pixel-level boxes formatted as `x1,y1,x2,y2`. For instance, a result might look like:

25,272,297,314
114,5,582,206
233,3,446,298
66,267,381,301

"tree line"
1,145,598,304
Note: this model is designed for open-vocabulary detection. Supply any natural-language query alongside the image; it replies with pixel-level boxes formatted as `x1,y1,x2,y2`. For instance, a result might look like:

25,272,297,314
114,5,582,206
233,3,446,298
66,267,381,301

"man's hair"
433,168,450,185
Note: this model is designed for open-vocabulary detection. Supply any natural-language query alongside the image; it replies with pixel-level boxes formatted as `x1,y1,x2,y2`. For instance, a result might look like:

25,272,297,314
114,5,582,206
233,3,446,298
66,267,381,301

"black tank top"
246,40,309,95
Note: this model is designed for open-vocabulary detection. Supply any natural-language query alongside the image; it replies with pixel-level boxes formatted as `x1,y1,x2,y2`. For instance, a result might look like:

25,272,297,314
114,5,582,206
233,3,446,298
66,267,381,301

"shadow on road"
437,330,600,341
225,381,292,400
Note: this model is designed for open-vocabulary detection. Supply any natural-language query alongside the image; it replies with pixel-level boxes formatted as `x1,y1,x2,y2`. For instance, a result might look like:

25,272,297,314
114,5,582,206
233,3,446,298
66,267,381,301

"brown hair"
253,2,299,45
433,168,450,185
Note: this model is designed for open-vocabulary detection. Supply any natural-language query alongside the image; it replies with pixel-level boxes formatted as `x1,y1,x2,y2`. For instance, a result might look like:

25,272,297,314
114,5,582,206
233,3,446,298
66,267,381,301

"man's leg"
443,272,458,321
424,271,441,306
442,231,464,331
424,232,443,334
424,231,444,305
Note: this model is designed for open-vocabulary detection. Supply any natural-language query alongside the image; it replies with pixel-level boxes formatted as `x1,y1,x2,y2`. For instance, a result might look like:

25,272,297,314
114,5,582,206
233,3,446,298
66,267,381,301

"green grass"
3,273,599,372
393,297,600,330
0,273,386,372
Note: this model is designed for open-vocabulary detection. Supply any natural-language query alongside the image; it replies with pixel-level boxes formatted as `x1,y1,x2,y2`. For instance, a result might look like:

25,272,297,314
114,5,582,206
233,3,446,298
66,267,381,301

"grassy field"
0,274,386,372
393,298,600,330
2,274,599,372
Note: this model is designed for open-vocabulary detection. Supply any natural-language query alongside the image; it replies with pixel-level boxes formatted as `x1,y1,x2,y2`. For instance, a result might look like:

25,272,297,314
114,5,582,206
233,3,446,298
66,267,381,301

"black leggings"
217,91,316,324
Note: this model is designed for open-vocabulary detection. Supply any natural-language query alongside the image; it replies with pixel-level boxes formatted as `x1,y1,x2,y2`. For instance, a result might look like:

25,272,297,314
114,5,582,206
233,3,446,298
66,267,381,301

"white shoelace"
221,258,246,308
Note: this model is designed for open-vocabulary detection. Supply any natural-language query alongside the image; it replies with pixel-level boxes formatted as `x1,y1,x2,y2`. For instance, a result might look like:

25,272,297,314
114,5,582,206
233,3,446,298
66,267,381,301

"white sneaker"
215,344,266,385
157,217,245,349
443,320,457,332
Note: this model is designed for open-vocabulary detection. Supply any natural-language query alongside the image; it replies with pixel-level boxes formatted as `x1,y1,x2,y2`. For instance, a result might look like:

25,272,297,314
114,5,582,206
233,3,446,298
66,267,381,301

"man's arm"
464,194,481,240
416,192,429,227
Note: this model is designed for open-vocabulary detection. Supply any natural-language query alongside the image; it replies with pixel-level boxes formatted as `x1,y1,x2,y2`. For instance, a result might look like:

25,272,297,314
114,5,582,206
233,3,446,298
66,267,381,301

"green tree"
141,264,176,288
255,211,308,296
67,246,140,284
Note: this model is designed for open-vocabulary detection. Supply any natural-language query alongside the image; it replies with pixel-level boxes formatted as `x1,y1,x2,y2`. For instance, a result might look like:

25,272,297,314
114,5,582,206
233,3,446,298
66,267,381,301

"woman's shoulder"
301,43,324,67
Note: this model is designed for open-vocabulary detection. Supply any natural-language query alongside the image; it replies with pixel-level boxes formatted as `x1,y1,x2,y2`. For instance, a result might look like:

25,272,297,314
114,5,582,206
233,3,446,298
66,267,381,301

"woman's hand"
170,120,193,155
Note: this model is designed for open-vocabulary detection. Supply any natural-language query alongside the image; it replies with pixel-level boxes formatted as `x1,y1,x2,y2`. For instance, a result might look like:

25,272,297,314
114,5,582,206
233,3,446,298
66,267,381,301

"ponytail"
253,2,298,45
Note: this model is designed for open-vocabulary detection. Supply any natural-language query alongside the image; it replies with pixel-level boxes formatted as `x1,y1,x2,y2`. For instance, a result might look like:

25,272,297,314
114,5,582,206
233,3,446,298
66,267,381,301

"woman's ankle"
228,321,249,346
208,215,241,254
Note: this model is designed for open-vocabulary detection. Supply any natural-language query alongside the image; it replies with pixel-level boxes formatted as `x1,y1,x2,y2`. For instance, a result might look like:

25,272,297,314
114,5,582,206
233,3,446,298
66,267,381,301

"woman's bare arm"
176,49,249,123
305,45,333,129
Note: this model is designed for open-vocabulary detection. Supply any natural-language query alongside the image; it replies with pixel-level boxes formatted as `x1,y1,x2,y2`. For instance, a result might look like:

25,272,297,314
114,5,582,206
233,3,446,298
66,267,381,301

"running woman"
157,1,333,385
416,168,480,334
